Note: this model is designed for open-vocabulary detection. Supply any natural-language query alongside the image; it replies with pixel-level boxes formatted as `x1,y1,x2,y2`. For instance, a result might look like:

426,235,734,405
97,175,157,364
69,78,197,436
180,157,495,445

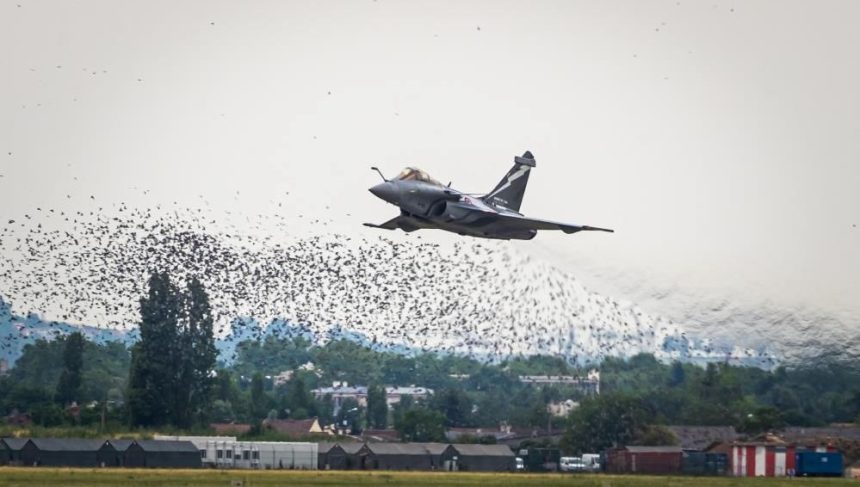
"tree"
635,425,679,446
250,372,265,421
738,406,785,435
335,398,365,435
127,272,182,427
561,393,651,454
432,387,472,427
367,384,389,429
287,376,315,417
668,362,686,387
183,277,218,426
395,407,446,442
55,332,84,406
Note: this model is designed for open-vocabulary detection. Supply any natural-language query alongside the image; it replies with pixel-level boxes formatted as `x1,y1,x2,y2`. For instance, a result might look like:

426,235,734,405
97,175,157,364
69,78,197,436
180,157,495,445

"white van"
581,453,601,472
560,456,586,472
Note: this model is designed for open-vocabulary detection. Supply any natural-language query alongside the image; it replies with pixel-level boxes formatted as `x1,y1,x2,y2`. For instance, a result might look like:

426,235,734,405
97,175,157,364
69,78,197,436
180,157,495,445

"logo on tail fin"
484,151,535,212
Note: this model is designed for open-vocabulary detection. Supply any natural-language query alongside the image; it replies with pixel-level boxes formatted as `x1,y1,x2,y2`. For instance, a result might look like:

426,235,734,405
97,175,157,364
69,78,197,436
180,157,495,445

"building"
316,442,515,472
729,439,839,477
449,443,515,471
363,442,438,470
123,440,201,468
360,429,400,442
668,426,739,451
312,383,434,415
318,443,346,470
158,436,317,469
20,438,114,467
445,423,520,443
4,409,32,426
781,425,860,445
0,438,29,465
262,417,324,436
155,435,236,467
681,451,729,476
105,439,135,467
605,446,684,475
518,369,600,395
384,386,432,406
312,383,368,414
340,442,371,469
0,438,11,465
318,442,370,470
731,440,797,477
228,441,318,469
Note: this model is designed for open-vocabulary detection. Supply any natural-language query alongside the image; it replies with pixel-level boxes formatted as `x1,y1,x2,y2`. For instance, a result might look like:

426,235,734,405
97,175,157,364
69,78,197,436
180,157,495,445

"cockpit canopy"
393,167,444,186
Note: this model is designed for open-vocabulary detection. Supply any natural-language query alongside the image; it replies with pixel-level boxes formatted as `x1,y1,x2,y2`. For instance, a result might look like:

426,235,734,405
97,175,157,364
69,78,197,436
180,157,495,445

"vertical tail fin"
483,151,535,212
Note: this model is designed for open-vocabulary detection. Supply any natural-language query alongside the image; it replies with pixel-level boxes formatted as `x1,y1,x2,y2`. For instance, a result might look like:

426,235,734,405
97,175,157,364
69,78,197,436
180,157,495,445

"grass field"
0,468,854,487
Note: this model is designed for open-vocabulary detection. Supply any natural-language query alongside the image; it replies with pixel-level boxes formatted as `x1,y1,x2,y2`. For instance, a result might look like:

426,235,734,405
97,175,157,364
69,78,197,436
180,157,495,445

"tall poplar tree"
55,332,84,406
367,384,389,429
173,277,218,428
127,272,181,427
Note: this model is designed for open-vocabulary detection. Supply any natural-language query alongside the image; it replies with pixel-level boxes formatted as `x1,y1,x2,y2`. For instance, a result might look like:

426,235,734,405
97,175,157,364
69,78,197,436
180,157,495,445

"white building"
311,383,434,415
155,435,318,470
518,369,600,395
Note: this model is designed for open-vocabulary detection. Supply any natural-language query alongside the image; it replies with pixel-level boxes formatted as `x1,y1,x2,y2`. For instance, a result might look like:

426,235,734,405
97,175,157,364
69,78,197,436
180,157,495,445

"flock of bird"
0,200,776,367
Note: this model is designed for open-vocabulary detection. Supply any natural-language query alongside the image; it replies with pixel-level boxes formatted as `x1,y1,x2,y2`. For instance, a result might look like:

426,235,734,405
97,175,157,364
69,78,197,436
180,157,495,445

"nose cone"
369,182,398,203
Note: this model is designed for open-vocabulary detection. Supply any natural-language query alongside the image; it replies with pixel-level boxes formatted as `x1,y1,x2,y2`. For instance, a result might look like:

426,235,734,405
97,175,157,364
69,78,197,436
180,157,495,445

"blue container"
795,451,843,477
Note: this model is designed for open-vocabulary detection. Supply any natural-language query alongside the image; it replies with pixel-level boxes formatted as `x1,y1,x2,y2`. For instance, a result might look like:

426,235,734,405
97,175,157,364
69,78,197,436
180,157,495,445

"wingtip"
583,225,614,233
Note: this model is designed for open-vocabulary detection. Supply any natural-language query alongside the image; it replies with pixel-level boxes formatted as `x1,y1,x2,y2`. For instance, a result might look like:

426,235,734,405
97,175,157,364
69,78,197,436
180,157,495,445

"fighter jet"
365,151,613,240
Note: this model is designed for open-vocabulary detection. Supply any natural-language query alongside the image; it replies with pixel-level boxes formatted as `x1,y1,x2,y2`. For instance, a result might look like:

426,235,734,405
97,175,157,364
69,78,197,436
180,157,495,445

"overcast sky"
1,0,858,320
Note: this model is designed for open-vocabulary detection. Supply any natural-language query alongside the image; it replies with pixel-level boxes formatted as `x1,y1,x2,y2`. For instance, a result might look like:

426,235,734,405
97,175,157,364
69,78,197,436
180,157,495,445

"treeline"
2,272,860,448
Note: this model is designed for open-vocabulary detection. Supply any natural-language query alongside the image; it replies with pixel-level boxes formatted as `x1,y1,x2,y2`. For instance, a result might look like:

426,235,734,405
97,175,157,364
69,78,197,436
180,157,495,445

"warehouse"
157,436,316,469
154,435,235,467
449,444,515,472
731,441,791,477
0,438,18,465
605,446,683,475
340,442,371,469
318,443,347,470
124,440,201,468
229,441,318,470
317,442,374,470
105,439,134,467
681,451,729,476
19,438,112,467
363,443,435,470
427,443,456,470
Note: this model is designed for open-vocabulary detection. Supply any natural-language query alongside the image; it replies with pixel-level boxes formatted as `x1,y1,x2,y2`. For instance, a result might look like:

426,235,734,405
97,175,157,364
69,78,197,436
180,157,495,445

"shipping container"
605,446,683,475
795,451,843,477
682,452,728,476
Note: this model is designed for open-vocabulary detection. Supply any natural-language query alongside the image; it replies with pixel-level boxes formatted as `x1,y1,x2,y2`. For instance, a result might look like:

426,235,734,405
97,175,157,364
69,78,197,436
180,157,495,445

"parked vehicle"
518,448,561,472
560,457,586,472
514,457,525,471
581,453,601,472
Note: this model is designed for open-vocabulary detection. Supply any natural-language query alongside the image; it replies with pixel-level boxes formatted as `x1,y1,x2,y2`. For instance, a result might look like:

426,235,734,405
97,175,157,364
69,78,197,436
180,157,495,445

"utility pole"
101,393,107,432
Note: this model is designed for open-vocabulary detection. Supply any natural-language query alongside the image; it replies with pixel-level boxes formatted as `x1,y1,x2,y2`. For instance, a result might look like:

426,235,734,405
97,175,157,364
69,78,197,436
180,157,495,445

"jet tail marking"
483,151,535,212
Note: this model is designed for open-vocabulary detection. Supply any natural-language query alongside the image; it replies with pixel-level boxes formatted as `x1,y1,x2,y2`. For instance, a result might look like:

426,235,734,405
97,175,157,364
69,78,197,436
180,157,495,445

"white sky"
1,0,858,321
